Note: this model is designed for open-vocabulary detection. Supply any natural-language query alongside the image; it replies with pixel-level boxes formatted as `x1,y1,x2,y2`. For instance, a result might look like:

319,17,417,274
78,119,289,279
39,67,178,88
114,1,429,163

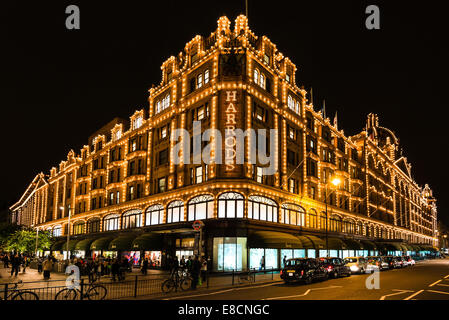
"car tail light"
301,270,304,276
327,266,333,271
280,270,283,275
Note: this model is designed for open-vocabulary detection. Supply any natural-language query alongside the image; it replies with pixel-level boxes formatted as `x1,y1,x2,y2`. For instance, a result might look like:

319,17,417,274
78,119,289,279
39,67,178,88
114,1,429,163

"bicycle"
54,277,107,300
238,269,255,284
161,269,192,293
1,280,39,300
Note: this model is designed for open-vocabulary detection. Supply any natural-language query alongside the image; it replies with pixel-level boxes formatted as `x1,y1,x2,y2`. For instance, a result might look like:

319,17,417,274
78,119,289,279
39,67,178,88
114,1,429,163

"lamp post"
61,206,72,261
325,177,342,257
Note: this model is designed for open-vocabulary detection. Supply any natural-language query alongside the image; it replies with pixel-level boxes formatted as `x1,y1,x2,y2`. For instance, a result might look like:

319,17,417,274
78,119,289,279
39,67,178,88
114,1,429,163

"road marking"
379,289,414,300
429,280,442,287
444,275,449,279
263,285,342,300
436,283,449,287
427,289,449,295
403,290,424,300
163,281,280,300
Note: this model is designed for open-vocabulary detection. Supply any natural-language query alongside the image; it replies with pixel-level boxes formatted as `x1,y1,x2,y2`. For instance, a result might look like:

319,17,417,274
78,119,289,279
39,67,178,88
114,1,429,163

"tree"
0,222,21,251
6,229,53,254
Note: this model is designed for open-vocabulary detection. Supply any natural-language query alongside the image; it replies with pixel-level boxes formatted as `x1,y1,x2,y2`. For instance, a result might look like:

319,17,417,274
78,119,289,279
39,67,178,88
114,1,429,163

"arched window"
356,221,363,235
122,209,143,229
281,203,305,226
254,69,259,84
248,196,278,222
87,218,100,233
308,209,318,229
319,212,327,230
188,195,214,221
343,219,355,234
330,215,342,232
53,225,62,237
103,214,120,231
167,200,184,223
218,192,244,218
72,221,85,235
146,204,164,225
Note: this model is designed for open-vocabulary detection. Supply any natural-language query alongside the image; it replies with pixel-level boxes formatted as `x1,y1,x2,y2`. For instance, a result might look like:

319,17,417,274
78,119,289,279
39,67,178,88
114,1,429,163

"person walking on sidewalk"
37,256,43,273
200,256,208,284
141,258,149,275
191,255,201,290
10,253,21,277
43,256,53,280
3,253,10,268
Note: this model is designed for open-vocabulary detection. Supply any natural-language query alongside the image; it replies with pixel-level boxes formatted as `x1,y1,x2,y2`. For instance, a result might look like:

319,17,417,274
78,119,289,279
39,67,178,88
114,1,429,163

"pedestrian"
260,255,265,271
141,258,149,275
87,259,95,283
180,255,186,269
22,255,29,273
37,256,43,273
283,255,287,268
10,253,21,277
171,255,179,276
43,256,53,280
190,255,201,290
3,254,9,268
111,259,119,281
200,256,208,284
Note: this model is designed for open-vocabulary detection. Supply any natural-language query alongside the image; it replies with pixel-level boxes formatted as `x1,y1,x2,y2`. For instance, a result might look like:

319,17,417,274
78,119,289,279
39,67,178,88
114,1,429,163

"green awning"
75,238,96,251
359,240,377,251
51,240,66,251
90,237,114,251
342,239,363,250
303,235,325,249
132,233,163,250
62,240,79,251
379,242,403,251
326,237,348,250
401,243,414,251
108,234,138,251
248,231,304,249
297,236,314,249
410,244,421,251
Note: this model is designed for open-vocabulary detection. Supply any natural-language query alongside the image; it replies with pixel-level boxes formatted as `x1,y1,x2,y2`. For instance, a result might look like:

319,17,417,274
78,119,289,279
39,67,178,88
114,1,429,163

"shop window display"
213,237,247,271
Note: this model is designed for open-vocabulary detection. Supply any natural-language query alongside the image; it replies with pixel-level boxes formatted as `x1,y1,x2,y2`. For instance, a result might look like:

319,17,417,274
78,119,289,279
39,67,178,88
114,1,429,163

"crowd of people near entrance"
166,254,209,290
1,252,34,277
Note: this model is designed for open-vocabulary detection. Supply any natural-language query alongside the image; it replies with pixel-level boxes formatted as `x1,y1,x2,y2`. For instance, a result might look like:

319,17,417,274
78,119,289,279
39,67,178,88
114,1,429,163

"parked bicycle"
1,280,39,300
54,277,107,300
161,269,192,293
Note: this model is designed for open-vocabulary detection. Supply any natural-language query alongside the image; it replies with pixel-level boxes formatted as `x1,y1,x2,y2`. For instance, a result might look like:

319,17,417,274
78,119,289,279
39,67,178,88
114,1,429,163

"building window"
122,209,143,229
282,203,306,226
73,222,85,235
287,95,300,114
188,195,214,221
133,116,143,130
156,94,171,114
306,137,317,154
145,204,164,226
103,214,120,231
256,166,264,183
157,177,166,193
288,178,297,193
254,69,259,85
197,73,203,89
158,149,168,166
264,54,270,65
87,218,100,233
204,70,210,84
115,129,122,141
248,195,278,222
310,186,316,199
307,159,317,177
195,166,203,184
308,209,318,229
53,226,62,237
218,192,244,218
167,200,184,223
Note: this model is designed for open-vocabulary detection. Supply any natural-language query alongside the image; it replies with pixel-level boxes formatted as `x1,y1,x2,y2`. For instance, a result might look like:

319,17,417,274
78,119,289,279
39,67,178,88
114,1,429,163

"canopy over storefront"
108,234,138,251
75,238,96,251
248,231,303,249
132,233,163,251
377,242,403,252
297,236,314,249
342,238,363,250
302,235,325,249
401,243,414,251
90,237,114,251
63,240,80,251
51,240,66,251
325,237,348,250
359,240,377,251
420,245,438,252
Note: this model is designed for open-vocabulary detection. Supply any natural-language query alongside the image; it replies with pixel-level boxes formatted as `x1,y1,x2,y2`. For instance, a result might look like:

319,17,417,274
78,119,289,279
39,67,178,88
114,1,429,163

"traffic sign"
192,220,204,230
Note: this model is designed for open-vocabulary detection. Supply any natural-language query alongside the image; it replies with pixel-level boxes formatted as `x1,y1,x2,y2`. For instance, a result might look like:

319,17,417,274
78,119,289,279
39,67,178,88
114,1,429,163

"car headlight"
350,265,359,272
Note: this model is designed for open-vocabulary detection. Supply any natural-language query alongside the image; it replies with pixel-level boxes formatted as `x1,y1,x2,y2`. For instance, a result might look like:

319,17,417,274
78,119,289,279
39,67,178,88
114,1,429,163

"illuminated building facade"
10,16,438,270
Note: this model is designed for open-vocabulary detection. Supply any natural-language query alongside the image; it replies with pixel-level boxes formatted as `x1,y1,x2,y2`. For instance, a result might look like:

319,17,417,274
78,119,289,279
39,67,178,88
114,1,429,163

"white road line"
403,290,424,300
436,283,449,287
444,275,449,279
429,280,442,287
427,289,449,295
163,282,279,300
379,289,414,300
263,285,342,300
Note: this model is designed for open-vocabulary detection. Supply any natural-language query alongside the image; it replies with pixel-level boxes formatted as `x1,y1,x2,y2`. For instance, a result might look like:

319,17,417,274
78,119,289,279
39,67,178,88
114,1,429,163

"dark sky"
1,1,448,225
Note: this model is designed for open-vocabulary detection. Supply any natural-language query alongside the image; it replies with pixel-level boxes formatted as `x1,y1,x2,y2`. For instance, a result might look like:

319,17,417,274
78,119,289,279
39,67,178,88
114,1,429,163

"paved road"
161,258,449,300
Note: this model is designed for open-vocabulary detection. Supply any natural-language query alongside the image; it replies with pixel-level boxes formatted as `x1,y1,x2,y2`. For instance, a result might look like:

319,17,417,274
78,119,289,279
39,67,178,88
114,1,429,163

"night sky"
2,1,448,225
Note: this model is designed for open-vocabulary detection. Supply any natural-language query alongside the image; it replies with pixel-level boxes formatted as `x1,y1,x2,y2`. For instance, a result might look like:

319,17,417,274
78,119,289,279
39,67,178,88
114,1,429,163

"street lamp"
60,206,72,261
324,177,342,257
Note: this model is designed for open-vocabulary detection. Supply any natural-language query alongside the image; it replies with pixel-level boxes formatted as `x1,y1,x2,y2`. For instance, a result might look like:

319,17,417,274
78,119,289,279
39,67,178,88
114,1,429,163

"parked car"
382,256,397,269
280,258,328,284
318,257,351,278
402,255,415,266
392,256,404,268
344,257,368,274
366,256,389,271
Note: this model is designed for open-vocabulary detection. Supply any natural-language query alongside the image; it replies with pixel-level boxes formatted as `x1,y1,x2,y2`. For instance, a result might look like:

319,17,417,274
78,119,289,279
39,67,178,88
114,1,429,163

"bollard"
4,284,8,300
232,269,235,285
272,268,274,280
206,271,209,288
134,275,138,298
80,279,84,300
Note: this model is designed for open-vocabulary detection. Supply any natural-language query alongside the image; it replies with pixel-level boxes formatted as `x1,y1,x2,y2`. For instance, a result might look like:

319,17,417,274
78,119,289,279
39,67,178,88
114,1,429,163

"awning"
379,242,403,251
62,240,79,251
401,243,414,251
248,231,304,249
75,238,96,251
108,234,138,251
326,237,348,250
90,237,114,251
359,240,377,251
302,235,325,249
132,233,163,250
410,244,422,251
297,236,314,249
51,240,66,251
342,239,363,250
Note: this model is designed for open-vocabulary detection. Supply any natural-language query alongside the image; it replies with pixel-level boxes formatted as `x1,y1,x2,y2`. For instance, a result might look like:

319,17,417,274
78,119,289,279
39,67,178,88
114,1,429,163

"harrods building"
10,16,438,271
